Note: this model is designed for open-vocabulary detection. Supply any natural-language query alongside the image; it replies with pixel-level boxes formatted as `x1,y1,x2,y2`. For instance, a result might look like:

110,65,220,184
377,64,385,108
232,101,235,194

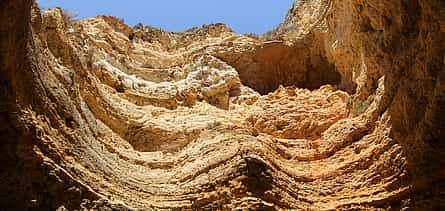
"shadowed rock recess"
1,0,444,210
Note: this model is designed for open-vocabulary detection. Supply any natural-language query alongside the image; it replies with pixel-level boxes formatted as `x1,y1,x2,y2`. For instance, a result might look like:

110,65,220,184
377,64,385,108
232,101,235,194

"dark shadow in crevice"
217,42,342,95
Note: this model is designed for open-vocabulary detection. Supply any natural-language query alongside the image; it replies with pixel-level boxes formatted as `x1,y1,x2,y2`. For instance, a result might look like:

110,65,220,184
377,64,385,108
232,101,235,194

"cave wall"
385,0,445,188
0,0,40,208
0,1,100,209
0,0,444,209
326,0,445,173
272,0,445,206
321,0,445,203
283,0,445,175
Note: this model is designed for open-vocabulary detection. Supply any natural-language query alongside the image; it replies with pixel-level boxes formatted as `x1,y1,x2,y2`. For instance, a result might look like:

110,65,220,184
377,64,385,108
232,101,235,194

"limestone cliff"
0,0,444,210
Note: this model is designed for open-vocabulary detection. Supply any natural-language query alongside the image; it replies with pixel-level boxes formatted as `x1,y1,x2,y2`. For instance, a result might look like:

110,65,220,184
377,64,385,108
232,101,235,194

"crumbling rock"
0,0,444,210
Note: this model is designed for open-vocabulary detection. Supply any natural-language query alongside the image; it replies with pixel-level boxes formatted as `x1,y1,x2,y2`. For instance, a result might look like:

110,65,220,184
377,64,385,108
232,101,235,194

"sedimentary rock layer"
0,0,444,210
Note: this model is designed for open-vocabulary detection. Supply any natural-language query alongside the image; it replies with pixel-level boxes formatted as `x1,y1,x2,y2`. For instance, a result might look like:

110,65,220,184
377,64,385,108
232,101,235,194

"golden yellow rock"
0,0,444,210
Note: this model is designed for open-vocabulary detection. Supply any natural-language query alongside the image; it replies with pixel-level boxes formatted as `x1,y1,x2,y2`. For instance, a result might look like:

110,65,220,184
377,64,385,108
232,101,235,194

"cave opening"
220,42,342,95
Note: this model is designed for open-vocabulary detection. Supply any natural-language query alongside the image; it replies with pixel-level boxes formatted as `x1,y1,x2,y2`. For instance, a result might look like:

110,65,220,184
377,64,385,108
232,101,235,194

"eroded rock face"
0,0,444,210
216,41,341,94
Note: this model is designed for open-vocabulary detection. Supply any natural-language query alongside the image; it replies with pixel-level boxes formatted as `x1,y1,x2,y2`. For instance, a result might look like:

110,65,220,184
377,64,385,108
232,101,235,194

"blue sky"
36,0,294,34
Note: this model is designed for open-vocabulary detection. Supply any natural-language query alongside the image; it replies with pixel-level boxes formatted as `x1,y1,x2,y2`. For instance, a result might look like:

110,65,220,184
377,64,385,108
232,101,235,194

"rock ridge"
0,0,444,210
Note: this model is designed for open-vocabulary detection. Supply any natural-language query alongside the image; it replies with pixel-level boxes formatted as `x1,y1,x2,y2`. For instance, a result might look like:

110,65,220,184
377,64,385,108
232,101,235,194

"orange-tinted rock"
0,0,444,210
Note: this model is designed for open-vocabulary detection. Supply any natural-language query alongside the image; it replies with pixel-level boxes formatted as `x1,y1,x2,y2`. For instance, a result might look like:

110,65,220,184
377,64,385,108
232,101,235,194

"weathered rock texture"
0,0,444,210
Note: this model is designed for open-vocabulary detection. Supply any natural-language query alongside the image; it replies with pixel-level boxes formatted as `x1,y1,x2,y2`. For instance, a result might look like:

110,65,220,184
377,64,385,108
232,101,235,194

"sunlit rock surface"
0,0,444,210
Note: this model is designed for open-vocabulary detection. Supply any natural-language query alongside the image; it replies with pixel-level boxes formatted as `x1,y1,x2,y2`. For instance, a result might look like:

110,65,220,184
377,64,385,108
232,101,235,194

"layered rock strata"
0,0,444,210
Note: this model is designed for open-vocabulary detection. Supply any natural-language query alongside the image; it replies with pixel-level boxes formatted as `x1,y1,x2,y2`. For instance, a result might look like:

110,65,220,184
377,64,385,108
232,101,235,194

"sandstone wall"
0,0,444,210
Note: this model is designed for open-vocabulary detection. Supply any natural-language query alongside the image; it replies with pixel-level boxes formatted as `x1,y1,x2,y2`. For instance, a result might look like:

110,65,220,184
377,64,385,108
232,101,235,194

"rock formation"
0,0,444,210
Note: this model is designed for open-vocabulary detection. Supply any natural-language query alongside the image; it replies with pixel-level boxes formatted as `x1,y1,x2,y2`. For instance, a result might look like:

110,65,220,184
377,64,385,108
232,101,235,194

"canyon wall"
0,0,444,210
